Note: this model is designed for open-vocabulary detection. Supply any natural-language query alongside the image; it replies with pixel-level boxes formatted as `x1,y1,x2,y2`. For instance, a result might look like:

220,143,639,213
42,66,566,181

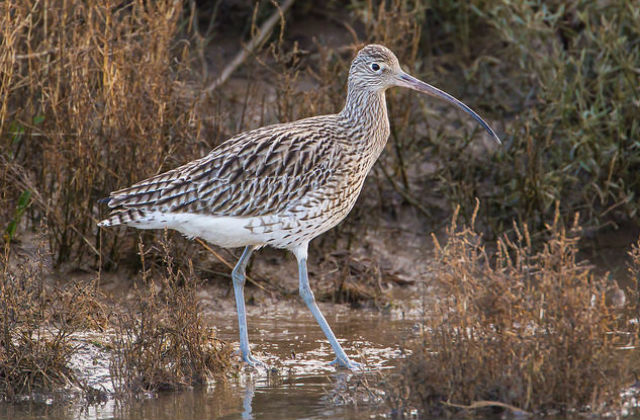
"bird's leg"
294,244,362,371
231,245,265,369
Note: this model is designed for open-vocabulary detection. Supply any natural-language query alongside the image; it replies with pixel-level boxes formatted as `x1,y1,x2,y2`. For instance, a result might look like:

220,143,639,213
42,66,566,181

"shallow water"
0,298,420,420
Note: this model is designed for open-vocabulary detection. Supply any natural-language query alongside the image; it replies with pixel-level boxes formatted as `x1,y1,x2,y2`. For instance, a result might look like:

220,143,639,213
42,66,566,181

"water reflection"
242,379,254,419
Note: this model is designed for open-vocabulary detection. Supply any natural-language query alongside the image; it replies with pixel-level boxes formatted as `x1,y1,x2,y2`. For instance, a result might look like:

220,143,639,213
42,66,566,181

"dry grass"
109,232,234,395
626,238,640,337
0,235,107,400
0,230,233,401
386,203,639,417
0,2,235,398
0,0,203,265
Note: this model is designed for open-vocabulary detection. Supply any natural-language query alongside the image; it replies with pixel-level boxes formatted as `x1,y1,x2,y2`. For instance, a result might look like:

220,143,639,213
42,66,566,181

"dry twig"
195,238,268,292
200,0,296,97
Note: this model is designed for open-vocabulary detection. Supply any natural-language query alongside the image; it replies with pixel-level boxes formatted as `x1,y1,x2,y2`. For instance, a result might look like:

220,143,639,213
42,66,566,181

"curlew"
98,44,500,371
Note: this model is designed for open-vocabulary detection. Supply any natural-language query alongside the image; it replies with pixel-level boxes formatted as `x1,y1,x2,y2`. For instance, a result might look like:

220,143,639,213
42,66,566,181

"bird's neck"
339,87,390,156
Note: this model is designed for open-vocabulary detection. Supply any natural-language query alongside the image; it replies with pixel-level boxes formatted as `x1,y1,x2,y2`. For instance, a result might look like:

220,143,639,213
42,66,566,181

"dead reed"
0,0,203,265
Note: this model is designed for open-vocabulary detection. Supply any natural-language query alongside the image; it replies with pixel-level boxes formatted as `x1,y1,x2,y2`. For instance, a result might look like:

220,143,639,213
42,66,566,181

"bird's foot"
235,350,267,370
244,354,267,370
330,357,363,371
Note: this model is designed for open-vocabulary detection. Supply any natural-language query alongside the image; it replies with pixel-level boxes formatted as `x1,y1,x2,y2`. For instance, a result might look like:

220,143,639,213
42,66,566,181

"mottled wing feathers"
100,116,344,225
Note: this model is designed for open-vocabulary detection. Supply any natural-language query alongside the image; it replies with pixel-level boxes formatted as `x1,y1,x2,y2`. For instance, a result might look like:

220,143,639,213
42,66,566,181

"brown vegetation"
0,0,200,265
110,233,234,395
0,231,233,401
1,0,235,401
386,204,639,417
0,234,107,399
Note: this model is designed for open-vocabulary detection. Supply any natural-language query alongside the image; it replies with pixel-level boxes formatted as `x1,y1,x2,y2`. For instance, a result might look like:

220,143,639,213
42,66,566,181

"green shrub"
426,0,640,234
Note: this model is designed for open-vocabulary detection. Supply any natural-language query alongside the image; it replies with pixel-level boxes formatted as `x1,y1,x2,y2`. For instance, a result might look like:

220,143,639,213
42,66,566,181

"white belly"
126,205,350,250
128,211,270,248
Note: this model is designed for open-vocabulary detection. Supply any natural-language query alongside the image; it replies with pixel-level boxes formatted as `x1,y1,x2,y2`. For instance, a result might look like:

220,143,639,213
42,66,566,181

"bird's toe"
243,354,267,370
330,357,363,372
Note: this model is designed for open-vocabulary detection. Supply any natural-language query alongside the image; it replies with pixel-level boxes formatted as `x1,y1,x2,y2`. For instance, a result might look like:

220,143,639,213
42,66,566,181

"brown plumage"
99,44,500,370
101,117,354,227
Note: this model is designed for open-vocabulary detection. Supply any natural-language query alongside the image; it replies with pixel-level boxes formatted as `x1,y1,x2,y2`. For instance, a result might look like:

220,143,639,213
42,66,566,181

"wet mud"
0,287,424,420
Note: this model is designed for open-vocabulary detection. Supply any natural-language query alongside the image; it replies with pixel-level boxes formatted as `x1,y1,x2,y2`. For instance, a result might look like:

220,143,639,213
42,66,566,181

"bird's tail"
97,209,147,228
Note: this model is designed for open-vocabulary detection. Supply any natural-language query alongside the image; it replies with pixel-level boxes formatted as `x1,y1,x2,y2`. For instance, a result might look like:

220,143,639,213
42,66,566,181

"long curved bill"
397,72,501,144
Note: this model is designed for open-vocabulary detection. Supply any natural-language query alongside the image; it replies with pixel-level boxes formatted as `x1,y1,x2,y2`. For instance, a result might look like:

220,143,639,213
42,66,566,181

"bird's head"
348,44,501,144
348,44,403,92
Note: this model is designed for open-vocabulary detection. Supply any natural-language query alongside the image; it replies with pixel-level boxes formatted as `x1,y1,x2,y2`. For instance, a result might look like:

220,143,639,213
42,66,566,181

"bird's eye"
371,63,380,71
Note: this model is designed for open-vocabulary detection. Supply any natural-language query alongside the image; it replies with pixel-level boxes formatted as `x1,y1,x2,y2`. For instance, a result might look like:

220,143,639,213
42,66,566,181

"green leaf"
17,190,31,211
5,190,31,241
9,121,24,145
